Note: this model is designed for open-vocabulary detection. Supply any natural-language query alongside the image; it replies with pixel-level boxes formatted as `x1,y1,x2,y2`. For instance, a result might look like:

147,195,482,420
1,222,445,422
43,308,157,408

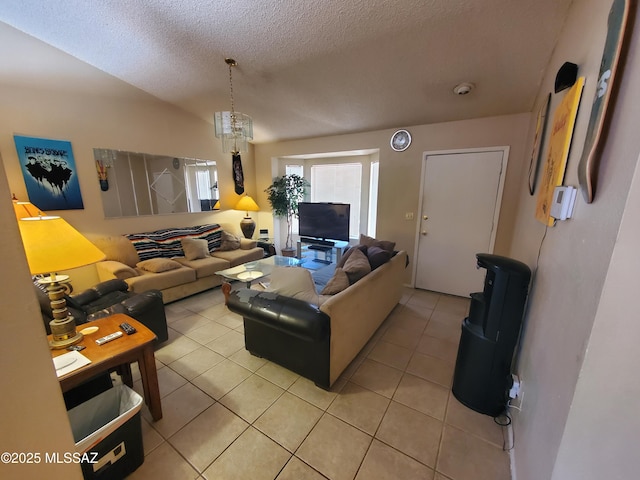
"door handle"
421,231,427,236
423,215,429,220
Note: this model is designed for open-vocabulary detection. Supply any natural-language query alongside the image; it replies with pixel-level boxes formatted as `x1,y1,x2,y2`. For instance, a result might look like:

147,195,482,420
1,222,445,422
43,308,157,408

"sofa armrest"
95,260,138,282
87,289,168,343
240,238,258,249
119,290,161,316
226,289,330,342
71,279,129,306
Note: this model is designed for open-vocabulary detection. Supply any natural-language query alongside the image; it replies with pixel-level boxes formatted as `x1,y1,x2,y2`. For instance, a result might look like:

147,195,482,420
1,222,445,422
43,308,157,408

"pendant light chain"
214,57,252,153
227,59,238,152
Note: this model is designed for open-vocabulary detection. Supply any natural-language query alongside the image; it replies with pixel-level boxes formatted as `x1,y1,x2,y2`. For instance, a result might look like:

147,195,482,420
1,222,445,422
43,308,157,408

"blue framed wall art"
14,135,84,210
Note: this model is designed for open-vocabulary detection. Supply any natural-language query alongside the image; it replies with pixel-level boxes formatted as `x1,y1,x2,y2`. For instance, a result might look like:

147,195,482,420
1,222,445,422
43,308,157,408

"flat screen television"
298,202,350,242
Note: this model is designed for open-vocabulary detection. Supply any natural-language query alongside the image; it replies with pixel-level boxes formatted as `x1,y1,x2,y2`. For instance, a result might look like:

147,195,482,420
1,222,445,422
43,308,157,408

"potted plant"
265,174,309,255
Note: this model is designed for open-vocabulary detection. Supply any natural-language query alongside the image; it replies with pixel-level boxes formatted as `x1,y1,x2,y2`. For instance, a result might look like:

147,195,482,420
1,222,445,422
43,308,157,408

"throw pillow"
336,244,368,268
359,233,396,254
367,245,392,270
136,258,182,273
320,267,350,295
342,247,371,284
217,231,241,251
267,266,319,304
181,237,209,260
88,234,140,268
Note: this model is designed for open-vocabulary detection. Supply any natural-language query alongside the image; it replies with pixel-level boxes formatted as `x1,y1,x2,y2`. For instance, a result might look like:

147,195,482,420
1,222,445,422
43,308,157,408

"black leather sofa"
226,289,332,388
35,278,169,343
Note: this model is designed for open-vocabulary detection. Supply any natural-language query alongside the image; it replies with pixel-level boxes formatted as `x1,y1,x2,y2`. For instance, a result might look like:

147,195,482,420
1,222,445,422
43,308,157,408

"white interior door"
414,149,506,297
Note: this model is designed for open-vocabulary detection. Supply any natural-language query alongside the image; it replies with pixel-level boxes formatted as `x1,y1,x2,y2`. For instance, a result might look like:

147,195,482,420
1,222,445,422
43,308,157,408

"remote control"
95,331,123,345
66,345,86,351
119,322,137,335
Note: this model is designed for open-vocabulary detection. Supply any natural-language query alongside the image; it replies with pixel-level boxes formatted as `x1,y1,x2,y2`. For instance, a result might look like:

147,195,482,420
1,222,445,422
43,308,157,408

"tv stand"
299,237,335,247
297,238,348,263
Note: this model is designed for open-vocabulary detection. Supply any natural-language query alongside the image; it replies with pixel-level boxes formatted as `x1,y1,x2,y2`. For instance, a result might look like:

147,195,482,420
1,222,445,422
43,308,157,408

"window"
310,163,362,239
277,150,379,242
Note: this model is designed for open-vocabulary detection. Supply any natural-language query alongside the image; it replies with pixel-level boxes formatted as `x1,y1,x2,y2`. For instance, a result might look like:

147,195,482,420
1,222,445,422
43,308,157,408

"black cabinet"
452,253,531,416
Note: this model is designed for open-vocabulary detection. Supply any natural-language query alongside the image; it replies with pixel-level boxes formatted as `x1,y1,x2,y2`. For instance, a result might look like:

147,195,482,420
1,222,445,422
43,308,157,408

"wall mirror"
94,148,220,217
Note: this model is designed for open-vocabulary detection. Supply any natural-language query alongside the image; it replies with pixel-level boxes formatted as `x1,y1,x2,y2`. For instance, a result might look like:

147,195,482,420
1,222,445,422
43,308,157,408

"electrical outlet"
405,212,414,220
509,374,520,398
509,375,524,411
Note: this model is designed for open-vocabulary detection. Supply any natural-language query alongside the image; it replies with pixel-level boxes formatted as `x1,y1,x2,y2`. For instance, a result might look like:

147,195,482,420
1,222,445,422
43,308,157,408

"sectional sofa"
89,224,264,303
225,238,408,389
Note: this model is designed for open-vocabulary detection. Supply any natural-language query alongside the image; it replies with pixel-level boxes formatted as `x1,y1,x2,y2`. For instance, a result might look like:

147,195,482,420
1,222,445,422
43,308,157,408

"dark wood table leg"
116,363,133,387
138,345,162,420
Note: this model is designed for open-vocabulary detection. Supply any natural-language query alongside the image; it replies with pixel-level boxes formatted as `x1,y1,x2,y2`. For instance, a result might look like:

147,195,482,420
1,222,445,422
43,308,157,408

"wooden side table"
50,313,162,421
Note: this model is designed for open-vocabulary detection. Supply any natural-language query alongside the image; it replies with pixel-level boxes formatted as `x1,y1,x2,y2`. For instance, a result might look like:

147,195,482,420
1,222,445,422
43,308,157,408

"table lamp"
235,195,260,238
12,194,43,219
18,216,106,349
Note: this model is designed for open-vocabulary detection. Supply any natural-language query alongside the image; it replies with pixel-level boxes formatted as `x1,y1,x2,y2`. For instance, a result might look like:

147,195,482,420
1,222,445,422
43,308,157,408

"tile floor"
126,286,511,480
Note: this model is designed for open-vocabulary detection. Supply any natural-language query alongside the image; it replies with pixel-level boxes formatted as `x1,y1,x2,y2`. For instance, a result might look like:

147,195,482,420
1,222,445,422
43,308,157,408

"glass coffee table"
216,255,303,288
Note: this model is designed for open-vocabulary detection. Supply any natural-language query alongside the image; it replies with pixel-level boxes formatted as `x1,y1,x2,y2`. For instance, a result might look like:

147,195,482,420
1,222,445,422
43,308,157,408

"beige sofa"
90,224,264,303
225,249,408,388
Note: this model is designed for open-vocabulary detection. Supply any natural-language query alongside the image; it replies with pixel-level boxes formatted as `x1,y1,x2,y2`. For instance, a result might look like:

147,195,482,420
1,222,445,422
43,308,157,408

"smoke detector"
453,82,475,95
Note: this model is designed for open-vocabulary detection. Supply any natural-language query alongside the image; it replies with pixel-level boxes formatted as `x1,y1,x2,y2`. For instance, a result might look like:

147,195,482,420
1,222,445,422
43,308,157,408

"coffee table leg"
138,345,162,420
222,281,232,304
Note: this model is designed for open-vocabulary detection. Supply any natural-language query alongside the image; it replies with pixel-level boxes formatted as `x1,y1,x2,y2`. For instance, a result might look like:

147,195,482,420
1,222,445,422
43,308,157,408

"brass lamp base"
49,331,84,350
49,315,83,349
39,275,83,349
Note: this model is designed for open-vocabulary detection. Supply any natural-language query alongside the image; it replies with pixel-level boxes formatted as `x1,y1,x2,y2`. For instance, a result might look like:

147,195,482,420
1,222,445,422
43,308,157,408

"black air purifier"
452,253,531,416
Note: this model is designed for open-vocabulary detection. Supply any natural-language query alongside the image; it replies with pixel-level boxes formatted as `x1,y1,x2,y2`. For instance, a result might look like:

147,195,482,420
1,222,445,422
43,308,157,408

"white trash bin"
67,384,144,479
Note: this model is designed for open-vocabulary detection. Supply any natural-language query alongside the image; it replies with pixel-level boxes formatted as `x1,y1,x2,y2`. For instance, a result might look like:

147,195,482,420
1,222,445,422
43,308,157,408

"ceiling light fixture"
214,58,253,154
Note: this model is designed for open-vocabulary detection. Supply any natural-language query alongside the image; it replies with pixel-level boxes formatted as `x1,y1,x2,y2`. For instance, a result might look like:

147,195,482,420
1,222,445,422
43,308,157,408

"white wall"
508,0,640,478
0,24,256,290
552,151,640,479
0,157,82,480
255,113,531,273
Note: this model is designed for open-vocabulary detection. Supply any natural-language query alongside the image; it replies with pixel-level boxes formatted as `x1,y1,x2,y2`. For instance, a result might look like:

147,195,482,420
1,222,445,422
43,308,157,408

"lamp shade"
13,200,43,219
234,195,259,213
18,216,106,274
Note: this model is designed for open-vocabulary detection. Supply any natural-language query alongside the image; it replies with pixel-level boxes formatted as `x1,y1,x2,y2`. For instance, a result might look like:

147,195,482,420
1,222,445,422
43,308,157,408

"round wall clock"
390,129,412,152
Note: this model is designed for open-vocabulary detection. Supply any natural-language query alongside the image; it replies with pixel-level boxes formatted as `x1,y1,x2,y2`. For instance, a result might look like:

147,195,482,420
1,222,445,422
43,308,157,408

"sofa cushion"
136,258,182,273
342,247,371,284
211,247,265,267
267,266,323,305
126,266,196,293
174,256,230,279
89,234,140,268
217,231,241,251
367,245,392,270
359,233,396,254
320,267,350,295
181,238,209,260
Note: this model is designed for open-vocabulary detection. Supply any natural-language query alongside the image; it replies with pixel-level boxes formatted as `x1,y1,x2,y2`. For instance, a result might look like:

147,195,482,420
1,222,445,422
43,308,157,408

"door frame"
411,146,510,288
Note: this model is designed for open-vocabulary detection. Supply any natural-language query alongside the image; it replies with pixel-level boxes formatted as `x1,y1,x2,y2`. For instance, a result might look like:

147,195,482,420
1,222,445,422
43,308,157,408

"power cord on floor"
495,410,515,451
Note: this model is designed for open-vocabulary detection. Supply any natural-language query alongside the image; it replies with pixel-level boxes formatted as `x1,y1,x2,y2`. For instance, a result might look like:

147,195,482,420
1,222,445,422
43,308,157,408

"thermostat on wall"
550,186,577,221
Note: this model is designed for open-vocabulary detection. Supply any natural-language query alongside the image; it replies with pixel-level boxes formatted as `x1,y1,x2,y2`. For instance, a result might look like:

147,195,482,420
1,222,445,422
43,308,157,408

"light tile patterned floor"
126,286,511,480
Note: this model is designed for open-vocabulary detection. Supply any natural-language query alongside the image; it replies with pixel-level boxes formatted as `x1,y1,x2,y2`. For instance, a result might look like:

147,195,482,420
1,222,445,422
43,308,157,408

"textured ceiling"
0,0,573,143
